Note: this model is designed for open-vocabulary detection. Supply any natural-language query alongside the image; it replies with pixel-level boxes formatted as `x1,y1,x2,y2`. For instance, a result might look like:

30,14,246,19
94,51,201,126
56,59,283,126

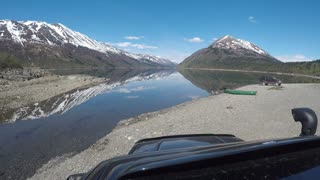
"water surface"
0,68,208,179
0,68,319,179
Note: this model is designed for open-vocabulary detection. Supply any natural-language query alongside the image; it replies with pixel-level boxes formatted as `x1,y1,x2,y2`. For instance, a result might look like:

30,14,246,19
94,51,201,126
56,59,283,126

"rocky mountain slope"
180,35,281,69
0,20,175,68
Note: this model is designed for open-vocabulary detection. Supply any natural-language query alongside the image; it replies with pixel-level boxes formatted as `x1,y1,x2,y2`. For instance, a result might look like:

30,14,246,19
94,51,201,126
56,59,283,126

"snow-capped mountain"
180,35,281,68
130,54,175,65
212,35,271,57
0,20,175,67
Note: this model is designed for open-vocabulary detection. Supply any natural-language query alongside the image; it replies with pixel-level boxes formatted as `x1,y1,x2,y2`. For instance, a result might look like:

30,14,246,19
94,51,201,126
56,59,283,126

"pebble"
127,136,133,140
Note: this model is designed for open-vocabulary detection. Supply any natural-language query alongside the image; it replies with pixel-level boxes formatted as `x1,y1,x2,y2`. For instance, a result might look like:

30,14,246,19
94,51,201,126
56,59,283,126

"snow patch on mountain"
132,54,175,65
0,20,175,66
3,20,25,45
212,35,269,56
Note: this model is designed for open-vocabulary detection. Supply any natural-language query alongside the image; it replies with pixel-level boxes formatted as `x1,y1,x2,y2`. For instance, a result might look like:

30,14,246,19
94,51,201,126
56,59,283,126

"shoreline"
30,83,320,180
0,74,107,121
180,67,320,80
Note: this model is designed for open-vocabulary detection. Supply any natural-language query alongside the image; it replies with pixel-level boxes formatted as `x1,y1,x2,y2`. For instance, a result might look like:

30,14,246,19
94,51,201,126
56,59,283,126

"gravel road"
30,84,320,180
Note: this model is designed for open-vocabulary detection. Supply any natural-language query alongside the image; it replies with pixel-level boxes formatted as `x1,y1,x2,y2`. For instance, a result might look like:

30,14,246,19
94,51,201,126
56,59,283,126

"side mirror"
292,108,318,136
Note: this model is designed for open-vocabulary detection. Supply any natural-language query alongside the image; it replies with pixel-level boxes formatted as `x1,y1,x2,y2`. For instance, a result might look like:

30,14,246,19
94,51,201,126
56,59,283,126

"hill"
180,35,281,70
179,35,320,75
0,20,175,69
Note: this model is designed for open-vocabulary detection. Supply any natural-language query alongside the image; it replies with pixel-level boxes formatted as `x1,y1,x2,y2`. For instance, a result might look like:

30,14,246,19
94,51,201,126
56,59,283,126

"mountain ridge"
180,35,281,70
211,35,272,58
179,36,320,75
0,20,175,68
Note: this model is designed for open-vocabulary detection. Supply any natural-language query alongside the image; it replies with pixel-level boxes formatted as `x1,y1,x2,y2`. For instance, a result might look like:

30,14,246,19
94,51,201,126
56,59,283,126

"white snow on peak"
2,20,25,45
216,35,231,43
132,54,174,65
212,35,269,56
236,39,268,55
0,20,174,65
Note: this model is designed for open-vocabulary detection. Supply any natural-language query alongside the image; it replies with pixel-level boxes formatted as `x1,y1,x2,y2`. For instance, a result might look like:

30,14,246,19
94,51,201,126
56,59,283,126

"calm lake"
0,68,319,179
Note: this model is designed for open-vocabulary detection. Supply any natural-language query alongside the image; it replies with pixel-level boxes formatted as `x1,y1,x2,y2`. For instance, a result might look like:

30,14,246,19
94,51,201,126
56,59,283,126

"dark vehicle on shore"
68,108,320,180
260,75,282,86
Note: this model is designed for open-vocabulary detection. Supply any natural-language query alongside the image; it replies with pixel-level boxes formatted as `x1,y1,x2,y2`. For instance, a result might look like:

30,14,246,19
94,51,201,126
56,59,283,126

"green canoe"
224,89,257,95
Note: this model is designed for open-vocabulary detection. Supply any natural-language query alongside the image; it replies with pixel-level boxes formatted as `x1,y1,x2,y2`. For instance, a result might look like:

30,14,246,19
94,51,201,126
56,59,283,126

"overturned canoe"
224,89,257,95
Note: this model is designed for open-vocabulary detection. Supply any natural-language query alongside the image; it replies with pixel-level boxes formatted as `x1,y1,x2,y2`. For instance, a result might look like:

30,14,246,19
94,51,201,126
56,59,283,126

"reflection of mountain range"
8,68,318,122
179,69,259,93
50,67,175,82
179,69,320,93
7,68,174,122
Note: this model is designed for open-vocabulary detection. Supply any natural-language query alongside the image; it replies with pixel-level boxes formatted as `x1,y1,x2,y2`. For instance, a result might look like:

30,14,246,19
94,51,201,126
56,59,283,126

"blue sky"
1,0,319,62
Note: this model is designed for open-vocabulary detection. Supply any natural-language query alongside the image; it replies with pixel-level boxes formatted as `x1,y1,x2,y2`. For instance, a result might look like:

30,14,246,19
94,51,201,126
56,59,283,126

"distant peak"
215,35,234,42
19,20,48,25
0,19,20,25
55,23,67,28
223,35,232,38
211,35,271,56
2,20,65,28
0,19,12,22
20,20,40,24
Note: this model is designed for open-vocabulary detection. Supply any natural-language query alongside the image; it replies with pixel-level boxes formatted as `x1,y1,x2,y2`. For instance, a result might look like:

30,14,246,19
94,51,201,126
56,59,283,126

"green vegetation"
179,58,320,75
179,48,281,71
0,52,23,69
180,57,277,70
283,60,320,75
257,60,320,75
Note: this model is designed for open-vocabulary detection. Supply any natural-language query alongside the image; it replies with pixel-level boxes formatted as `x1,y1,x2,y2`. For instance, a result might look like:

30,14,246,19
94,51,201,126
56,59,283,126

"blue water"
65,72,208,122
0,70,209,179
2,68,318,179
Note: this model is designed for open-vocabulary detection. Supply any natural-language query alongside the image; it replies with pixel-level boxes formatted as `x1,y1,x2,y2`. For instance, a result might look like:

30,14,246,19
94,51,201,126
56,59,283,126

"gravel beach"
30,83,320,180
0,74,106,111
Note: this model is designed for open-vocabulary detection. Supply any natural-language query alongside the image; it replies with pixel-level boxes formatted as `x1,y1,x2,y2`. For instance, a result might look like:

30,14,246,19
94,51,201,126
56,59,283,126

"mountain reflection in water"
0,67,211,180
4,68,320,123
179,69,320,94
0,68,319,180
5,68,175,122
